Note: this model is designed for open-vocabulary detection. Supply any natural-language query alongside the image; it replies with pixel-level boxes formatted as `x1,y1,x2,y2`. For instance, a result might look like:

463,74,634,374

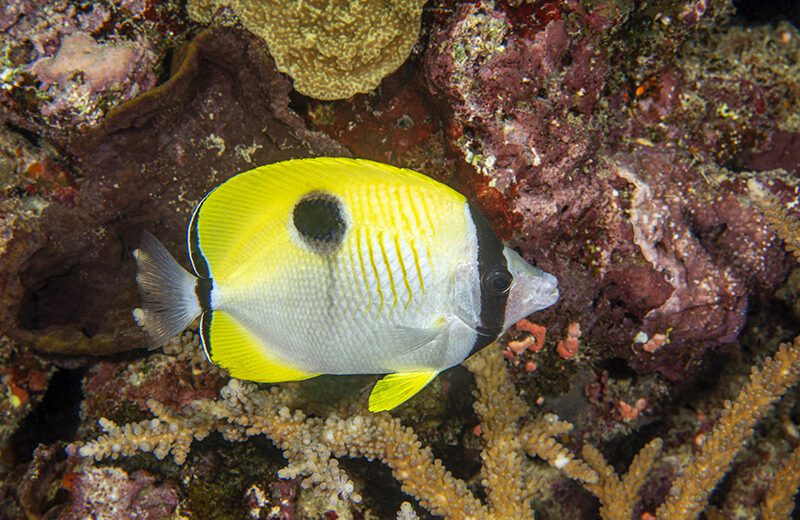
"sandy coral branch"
761,443,800,520
71,376,488,517
622,438,663,504
656,336,800,520
464,347,533,519
749,179,800,262
583,438,663,520
71,326,800,519
522,418,599,486
326,412,487,517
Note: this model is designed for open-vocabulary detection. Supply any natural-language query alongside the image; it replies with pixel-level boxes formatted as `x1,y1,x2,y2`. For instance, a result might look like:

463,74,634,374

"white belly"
214,222,479,374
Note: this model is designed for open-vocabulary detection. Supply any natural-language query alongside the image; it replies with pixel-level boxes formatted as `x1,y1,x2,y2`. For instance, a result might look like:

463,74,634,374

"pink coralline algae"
616,398,648,422
424,0,795,379
556,322,581,360
31,31,138,87
28,32,157,126
60,466,179,520
1,0,165,137
508,319,547,354
425,2,604,197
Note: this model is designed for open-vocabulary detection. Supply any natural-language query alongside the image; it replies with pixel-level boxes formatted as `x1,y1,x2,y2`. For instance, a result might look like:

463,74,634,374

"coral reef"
0,0,175,140
187,0,428,100
2,0,800,518
0,28,343,356
61,465,181,519
0,338,52,452
424,0,797,378
29,31,156,126
70,328,800,519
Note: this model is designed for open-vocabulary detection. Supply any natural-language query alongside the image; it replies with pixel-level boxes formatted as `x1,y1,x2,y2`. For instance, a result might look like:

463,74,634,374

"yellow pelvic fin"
368,370,440,412
202,311,318,382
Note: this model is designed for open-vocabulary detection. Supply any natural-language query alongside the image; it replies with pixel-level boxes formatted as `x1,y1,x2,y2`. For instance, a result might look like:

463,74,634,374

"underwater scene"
2,0,800,518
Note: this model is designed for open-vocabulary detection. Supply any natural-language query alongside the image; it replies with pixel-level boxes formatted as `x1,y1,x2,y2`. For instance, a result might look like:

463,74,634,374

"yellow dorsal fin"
202,311,318,382
368,370,440,412
189,157,463,280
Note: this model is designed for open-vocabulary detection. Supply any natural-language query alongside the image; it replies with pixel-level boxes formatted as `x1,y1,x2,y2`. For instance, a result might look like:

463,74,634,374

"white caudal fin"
132,231,201,349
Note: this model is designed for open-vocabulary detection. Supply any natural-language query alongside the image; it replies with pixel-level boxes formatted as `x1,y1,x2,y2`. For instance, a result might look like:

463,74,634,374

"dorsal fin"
188,157,461,281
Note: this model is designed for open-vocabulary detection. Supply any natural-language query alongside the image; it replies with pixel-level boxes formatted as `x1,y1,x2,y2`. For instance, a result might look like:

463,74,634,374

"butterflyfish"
133,157,559,412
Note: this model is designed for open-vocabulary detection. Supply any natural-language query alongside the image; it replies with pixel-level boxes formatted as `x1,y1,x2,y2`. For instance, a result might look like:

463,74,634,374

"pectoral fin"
382,319,448,357
368,370,440,412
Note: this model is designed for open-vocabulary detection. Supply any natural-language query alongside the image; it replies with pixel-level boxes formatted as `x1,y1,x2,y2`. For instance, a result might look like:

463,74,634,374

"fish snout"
502,248,560,330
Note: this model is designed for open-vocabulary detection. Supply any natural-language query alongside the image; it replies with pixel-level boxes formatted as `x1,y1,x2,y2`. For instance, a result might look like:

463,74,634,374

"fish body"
134,158,559,411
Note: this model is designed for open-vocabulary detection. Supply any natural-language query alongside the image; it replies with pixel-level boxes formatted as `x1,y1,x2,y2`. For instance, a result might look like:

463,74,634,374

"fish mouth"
501,248,560,330
538,272,560,308
518,269,559,314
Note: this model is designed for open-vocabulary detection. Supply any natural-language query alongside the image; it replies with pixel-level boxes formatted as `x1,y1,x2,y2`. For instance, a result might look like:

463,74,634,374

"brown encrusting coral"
2,0,800,518
186,0,428,100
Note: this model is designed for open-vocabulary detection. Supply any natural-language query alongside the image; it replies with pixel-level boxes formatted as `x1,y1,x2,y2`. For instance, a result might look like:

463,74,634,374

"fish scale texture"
197,159,475,375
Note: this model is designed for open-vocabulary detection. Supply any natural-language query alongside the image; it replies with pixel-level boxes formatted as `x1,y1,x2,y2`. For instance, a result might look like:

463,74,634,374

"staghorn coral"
655,337,800,519
75,356,486,517
749,179,800,263
71,332,800,519
583,438,664,520
761,444,800,519
187,0,428,100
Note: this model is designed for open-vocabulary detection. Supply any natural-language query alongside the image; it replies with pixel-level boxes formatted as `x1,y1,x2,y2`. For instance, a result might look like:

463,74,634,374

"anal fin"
203,311,318,382
368,370,440,412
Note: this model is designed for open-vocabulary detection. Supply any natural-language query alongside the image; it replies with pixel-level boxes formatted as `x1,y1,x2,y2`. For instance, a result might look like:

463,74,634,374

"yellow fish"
133,158,559,411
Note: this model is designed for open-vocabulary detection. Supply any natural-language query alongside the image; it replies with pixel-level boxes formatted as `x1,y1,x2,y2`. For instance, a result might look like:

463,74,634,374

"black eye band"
468,203,510,354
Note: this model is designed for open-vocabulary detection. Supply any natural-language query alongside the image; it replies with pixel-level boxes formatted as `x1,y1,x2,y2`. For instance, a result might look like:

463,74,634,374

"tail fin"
133,231,202,349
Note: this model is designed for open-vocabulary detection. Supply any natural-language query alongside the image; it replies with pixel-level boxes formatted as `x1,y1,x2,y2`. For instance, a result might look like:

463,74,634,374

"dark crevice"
7,368,84,463
287,90,311,121
18,268,76,331
596,357,638,380
3,122,42,147
733,0,800,25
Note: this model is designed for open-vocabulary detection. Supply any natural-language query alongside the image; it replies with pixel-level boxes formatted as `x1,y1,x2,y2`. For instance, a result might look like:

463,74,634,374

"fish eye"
482,268,512,295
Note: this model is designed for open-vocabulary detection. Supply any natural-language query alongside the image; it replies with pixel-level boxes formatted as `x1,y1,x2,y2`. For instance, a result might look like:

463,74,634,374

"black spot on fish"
293,191,347,252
